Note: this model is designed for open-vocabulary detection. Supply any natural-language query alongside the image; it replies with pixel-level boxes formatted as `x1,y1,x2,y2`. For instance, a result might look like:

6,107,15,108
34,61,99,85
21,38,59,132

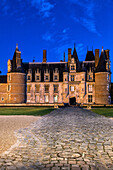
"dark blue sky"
0,0,113,80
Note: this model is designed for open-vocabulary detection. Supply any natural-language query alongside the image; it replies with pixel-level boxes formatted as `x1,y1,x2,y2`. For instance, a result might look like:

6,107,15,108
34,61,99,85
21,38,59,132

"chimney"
95,49,99,68
68,48,72,65
43,50,47,63
105,49,110,60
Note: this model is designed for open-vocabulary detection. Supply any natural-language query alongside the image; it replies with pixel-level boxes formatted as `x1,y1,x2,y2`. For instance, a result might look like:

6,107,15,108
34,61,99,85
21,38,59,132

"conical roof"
96,49,107,72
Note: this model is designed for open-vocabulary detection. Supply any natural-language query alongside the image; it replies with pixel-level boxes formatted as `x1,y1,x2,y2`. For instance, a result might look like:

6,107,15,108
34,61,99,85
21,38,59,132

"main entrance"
70,97,76,105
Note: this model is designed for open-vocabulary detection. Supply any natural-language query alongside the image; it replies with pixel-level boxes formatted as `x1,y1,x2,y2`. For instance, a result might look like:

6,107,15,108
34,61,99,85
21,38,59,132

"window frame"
88,85,92,93
71,75,74,81
45,85,49,93
88,95,92,103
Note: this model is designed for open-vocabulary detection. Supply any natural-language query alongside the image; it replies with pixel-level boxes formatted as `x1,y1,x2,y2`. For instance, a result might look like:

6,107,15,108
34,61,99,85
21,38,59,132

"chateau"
0,44,111,105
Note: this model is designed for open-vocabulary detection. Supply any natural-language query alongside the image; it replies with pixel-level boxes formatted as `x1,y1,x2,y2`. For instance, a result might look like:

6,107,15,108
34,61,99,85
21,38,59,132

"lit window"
88,95,92,102
36,76,39,81
1,97,4,101
45,95,49,103
27,85,31,93
88,85,92,92
35,85,40,93
71,65,75,70
54,85,58,93
27,76,30,80
45,85,49,93
54,95,58,103
45,75,48,80
71,75,74,81
71,86,74,92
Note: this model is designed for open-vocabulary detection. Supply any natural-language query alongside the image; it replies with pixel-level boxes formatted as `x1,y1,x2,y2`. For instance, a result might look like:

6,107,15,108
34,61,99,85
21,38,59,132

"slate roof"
23,62,67,82
72,48,82,72
0,75,7,83
85,51,95,61
96,51,107,72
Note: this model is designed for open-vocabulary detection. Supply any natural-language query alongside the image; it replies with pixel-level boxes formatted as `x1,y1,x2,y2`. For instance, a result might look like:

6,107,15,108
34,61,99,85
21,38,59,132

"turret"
7,44,26,103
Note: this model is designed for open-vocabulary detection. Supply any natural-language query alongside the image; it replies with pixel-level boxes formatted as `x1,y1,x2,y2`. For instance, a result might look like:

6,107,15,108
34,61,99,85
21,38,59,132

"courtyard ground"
0,107,113,169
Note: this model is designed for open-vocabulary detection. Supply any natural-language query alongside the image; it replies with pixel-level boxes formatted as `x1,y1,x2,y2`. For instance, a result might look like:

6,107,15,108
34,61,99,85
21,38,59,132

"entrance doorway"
70,97,76,105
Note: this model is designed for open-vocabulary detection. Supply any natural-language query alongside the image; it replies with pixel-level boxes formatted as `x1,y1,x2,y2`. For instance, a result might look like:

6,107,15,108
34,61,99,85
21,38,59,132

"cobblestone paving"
0,107,113,170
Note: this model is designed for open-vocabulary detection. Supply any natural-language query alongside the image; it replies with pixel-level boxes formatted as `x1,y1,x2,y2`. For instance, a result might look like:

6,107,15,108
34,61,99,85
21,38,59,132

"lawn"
91,108,113,117
0,107,55,116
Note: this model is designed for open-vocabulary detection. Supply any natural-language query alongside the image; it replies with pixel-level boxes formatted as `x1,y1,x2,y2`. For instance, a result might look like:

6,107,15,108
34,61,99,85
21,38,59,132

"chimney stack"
68,48,72,65
95,49,99,68
43,50,47,63
64,52,65,62
105,49,110,60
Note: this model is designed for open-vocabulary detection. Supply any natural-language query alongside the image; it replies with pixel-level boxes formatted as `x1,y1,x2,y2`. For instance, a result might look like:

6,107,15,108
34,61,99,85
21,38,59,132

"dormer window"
27,76,31,80
54,75,57,80
71,65,75,70
45,75,48,80
36,76,39,81
89,75,92,80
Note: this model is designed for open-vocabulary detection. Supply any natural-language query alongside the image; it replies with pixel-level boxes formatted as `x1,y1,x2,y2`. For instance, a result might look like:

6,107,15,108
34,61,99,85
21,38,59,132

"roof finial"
64,52,65,62
74,43,76,49
16,43,18,49
102,46,104,52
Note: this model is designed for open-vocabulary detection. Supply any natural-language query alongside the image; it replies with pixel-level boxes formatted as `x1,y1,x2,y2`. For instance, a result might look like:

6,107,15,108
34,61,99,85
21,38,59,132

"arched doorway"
70,97,76,105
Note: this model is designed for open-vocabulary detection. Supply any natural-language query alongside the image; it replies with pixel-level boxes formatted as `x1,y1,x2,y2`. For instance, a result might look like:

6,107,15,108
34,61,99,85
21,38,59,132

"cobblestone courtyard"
0,107,113,170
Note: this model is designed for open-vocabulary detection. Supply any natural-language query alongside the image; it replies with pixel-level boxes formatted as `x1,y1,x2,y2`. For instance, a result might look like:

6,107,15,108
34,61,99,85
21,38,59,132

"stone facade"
0,45,112,105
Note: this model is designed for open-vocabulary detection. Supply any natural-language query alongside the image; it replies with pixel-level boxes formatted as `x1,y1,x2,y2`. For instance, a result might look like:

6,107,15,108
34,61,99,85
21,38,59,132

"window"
45,75,48,80
1,97,4,101
71,65,75,70
54,85,58,93
65,88,67,93
88,85,92,92
71,86,74,92
27,85,31,93
36,76,39,81
54,75,58,80
45,95,49,103
107,74,109,81
27,76,30,80
88,95,92,102
35,85,40,93
54,95,58,103
45,85,49,93
89,75,92,80
71,75,74,81
107,84,109,91
8,85,11,91
9,75,11,81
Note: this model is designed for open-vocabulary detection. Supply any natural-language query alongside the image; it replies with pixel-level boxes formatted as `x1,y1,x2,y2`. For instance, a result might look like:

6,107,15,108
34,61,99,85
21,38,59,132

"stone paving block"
0,107,113,169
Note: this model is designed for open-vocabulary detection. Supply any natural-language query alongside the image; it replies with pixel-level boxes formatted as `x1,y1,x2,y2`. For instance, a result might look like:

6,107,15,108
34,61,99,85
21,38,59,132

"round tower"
7,72,26,104
95,72,110,104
